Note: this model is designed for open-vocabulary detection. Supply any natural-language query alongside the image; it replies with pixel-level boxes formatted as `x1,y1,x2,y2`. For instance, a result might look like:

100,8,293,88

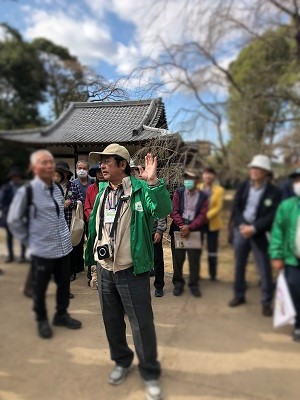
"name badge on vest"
105,209,116,224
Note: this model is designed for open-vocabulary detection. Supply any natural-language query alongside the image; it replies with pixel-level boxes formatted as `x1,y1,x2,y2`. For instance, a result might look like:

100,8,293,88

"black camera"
97,244,111,260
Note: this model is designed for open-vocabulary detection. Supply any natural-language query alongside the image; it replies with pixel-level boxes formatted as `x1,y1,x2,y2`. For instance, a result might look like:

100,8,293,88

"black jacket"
0,183,16,227
231,180,281,235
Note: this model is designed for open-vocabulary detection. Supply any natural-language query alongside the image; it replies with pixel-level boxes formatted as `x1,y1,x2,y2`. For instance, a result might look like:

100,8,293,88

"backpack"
25,182,64,218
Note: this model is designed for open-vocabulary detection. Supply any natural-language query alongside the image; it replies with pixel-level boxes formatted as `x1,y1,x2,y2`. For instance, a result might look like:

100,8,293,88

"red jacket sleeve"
170,190,185,227
84,184,97,222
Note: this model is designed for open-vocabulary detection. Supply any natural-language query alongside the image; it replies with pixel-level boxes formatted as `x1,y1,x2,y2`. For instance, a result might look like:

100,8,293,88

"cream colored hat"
247,154,272,172
89,143,131,164
183,168,199,178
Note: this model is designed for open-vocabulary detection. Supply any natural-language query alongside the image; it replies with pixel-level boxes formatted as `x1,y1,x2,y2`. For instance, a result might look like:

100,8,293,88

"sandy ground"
0,219,300,400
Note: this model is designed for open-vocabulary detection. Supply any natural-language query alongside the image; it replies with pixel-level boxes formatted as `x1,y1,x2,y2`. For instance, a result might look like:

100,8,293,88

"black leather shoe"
173,287,183,296
18,256,26,263
228,298,246,307
24,289,33,298
293,329,300,342
69,292,74,299
155,289,164,297
53,313,82,329
190,287,202,297
149,269,155,277
5,256,14,263
262,305,273,317
38,319,53,339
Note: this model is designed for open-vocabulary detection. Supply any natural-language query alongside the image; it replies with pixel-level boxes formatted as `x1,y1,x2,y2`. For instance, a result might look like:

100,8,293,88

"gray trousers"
233,228,273,305
97,264,161,381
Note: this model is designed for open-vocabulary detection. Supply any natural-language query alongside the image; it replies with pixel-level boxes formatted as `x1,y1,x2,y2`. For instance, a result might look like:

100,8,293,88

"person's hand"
272,259,284,271
138,153,158,185
64,199,71,208
153,232,162,244
180,224,190,238
239,224,255,239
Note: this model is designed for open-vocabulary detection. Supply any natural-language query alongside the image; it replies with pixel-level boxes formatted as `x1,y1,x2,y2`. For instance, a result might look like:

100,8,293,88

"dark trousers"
233,228,273,305
31,254,70,321
153,234,165,290
201,225,219,279
5,226,25,260
70,234,84,275
285,265,300,329
171,235,201,289
97,265,161,381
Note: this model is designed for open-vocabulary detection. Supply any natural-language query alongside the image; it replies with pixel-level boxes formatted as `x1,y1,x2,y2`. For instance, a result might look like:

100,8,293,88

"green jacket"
269,196,300,267
84,176,172,274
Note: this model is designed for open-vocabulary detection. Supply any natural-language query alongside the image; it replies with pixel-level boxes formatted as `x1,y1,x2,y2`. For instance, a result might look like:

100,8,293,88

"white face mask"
293,182,300,197
77,169,88,178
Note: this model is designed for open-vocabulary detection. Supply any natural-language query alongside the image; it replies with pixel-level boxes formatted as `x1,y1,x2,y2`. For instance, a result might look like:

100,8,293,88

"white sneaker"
145,380,163,400
108,365,133,385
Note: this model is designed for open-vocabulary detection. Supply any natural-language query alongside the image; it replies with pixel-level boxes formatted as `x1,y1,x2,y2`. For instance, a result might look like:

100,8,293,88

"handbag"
70,200,85,247
273,270,296,329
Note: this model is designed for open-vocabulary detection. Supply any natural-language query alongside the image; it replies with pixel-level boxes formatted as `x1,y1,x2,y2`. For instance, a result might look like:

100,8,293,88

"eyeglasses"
100,159,113,165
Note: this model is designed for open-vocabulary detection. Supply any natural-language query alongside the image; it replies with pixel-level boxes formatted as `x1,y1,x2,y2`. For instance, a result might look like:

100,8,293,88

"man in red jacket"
84,164,105,222
170,168,208,297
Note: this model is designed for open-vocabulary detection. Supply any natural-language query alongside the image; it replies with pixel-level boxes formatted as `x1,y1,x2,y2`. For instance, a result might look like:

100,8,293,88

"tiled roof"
0,98,168,145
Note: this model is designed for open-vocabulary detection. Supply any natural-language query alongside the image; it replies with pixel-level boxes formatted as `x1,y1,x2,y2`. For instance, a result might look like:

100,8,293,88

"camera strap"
109,189,124,238
98,186,124,241
98,187,109,241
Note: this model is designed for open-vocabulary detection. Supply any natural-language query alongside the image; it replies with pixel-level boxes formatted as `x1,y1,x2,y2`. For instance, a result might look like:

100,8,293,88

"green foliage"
0,142,31,185
0,24,88,179
32,38,77,62
0,24,88,128
227,27,299,177
0,24,47,129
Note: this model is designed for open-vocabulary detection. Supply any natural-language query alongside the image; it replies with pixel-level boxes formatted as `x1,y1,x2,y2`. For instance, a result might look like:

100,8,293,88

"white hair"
30,149,54,166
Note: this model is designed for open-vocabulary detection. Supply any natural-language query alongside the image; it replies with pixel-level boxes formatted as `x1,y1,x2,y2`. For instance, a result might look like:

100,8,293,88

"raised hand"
138,153,158,185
